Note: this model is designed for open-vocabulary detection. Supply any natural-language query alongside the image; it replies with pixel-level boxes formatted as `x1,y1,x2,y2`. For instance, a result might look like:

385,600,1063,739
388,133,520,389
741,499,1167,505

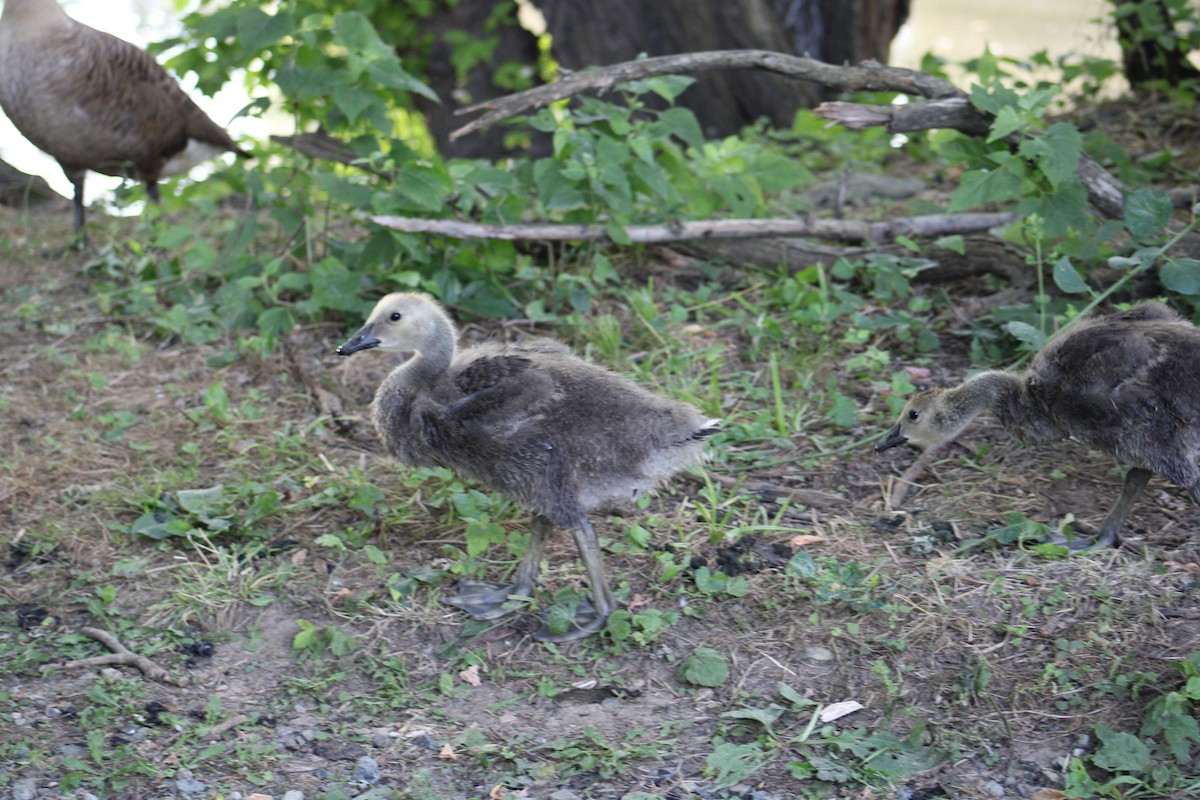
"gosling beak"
875,423,908,452
336,322,381,356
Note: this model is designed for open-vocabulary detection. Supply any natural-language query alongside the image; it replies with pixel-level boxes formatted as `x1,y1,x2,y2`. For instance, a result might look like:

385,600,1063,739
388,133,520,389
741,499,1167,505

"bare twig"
451,50,958,141
207,713,251,737
63,626,188,687
371,212,1018,244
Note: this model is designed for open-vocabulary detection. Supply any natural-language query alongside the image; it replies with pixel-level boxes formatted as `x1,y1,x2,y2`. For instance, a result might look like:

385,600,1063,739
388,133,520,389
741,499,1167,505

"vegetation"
2,1,1200,798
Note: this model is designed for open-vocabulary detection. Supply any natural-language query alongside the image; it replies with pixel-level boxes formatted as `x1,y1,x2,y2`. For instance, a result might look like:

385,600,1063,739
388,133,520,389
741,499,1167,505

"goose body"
878,302,1200,548
337,292,719,640
0,0,249,238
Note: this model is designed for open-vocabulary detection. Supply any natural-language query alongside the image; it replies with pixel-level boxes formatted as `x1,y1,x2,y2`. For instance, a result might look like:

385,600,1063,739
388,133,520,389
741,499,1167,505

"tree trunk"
539,0,910,136
1110,0,1200,88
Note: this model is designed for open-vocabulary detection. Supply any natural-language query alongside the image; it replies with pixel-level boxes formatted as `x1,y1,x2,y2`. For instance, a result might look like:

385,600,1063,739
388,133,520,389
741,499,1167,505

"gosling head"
876,388,962,452
336,292,450,357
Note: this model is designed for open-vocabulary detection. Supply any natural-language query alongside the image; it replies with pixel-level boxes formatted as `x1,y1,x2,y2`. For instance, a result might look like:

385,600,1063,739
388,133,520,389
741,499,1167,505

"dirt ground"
4,205,1200,800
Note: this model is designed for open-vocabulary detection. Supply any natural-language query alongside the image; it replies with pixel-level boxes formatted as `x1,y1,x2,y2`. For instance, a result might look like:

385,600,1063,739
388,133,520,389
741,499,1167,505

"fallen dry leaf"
438,743,458,760
1030,790,1067,800
459,663,482,687
905,366,932,380
248,794,274,800
290,548,308,567
627,593,651,611
819,700,864,722
789,534,827,548
330,587,352,604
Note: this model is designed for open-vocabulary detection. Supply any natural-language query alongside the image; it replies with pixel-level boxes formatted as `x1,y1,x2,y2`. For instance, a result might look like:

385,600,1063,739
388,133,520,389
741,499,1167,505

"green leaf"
1017,123,1083,187
1125,189,1173,239
1005,321,1047,349
1160,258,1200,295
332,12,390,57
1017,182,1092,238
987,106,1026,141
1052,256,1090,294
1091,725,1151,773
935,234,965,254
234,8,292,55
130,512,172,540
826,393,858,427
331,85,378,124
948,167,1023,212
464,520,504,557
177,486,225,516
678,647,729,687
706,740,766,786
393,166,452,213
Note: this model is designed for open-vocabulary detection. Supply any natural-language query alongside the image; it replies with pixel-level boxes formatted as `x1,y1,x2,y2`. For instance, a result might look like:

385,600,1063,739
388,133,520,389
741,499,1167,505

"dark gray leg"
535,518,616,642
71,174,87,248
1058,467,1151,550
442,514,551,620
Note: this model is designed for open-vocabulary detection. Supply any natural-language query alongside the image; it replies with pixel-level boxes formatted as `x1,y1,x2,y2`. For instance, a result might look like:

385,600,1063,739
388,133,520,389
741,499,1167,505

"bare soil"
3,207,1200,800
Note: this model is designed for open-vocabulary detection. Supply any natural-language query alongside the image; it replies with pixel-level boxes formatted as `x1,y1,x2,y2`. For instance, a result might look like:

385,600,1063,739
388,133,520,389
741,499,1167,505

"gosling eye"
907,410,920,422
389,311,402,322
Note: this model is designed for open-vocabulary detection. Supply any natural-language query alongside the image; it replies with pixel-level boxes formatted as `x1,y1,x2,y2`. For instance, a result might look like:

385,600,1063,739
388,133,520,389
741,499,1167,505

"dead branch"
270,131,393,179
451,50,959,141
371,212,1018,244
63,626,188,687
817,99,1129,220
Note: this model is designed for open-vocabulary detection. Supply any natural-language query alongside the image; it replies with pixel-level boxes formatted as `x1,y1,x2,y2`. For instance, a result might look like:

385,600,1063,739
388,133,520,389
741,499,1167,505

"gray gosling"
337,292,719,641
0,0,251,241
877,301,1200,549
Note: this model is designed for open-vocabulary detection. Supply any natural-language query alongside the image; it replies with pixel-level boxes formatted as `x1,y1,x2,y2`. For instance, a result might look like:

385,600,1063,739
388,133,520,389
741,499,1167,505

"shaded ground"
3,207,1200,800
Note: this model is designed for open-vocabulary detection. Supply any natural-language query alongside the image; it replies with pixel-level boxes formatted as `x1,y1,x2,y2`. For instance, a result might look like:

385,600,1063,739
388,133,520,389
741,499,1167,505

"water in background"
0,0,1120,205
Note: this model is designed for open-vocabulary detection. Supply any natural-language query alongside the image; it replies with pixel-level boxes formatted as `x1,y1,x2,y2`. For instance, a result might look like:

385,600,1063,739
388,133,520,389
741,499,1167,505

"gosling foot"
534,596,609,642
441,580,531,620
1049,522,1121,551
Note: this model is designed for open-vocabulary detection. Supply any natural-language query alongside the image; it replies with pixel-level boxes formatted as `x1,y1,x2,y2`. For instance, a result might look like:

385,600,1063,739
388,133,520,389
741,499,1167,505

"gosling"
877,301,1200,548
337,292,719,641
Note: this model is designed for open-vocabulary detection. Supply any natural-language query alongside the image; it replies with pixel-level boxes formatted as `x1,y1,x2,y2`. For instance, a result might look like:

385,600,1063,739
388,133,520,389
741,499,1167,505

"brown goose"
878,302,1200,549
337,292,719,641
0,0,250,241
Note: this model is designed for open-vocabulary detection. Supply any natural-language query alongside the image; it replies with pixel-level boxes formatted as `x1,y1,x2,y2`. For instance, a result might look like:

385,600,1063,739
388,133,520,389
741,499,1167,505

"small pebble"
981,779,1005,798
352,756,381,785
371,734,390,748
550,790,581,800
804,645,834,661
175,768,207,794
12,777,38,800
59,744,86,759
283,791,305,800
100,668,123,680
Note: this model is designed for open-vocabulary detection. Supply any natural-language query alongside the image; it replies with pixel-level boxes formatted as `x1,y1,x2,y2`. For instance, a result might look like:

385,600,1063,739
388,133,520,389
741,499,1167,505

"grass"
3,211,1200,800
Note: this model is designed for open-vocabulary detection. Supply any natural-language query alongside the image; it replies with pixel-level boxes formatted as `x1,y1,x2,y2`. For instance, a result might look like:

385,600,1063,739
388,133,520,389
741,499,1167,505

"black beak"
875,423,908,452
336,322,381,356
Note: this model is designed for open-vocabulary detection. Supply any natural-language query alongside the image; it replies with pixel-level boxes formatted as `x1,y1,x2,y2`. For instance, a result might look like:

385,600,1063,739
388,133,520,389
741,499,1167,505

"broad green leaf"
1125,189,1173,239
1052,256,1090,294
948,167,1023,212
331,85,377,124
366,59,438,101
393,166,452,212
678,647,729,687
1017,123,1083,187
1091,725,1151,773
969,82,1020,114
1017,182,1092,238
177,486,225,516
235,8,293,55
654,107,705,150
332,12,390,57
1005,321,1047,349
987,106,1026,141
1160,258,1200,295
533,160,586,210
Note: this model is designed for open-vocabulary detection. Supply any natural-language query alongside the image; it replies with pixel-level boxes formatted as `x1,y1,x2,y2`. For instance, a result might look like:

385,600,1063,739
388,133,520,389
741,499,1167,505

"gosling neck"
940,370,1024,435
1,0,72,30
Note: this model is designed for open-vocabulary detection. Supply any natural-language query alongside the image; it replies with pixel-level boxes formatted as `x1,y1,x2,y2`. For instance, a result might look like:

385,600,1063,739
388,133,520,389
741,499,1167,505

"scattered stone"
100,668,123,680
352,756,381,785
981,779,1006,798
12,777,38,800
371,733,390,748
58,744,86,759
314,741,367,761
410,733,439,751
804,645,834,661
550,790,581,800
282,791,305,800
175,768,207,794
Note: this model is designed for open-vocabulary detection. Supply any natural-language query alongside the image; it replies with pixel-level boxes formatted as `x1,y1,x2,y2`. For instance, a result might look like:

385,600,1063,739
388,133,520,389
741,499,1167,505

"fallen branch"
817,100,1128,220
451,50,959,141
63,627,187,687
371,212,1018,244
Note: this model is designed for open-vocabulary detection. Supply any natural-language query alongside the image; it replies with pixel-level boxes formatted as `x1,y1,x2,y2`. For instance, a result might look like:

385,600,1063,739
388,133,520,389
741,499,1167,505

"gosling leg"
442,514,551,620
1058,466,1151,550
535,518,615,642
70,173,87,248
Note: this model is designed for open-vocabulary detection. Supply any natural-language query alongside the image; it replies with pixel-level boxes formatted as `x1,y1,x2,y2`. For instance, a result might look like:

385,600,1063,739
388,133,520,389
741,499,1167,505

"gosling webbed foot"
534,595,609,642
1048,521,1122,551
441,580,532,620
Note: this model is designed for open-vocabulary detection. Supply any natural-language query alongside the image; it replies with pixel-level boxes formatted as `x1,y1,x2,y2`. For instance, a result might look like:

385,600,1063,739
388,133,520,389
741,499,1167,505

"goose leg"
442,514,551,620
1056,467,1151,550
535,518,616,642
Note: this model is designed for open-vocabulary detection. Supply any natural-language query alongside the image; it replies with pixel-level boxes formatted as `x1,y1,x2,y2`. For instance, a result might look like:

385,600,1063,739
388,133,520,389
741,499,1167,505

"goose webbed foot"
1049,466,1147,552
441,580,532,620
534,595,609,642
